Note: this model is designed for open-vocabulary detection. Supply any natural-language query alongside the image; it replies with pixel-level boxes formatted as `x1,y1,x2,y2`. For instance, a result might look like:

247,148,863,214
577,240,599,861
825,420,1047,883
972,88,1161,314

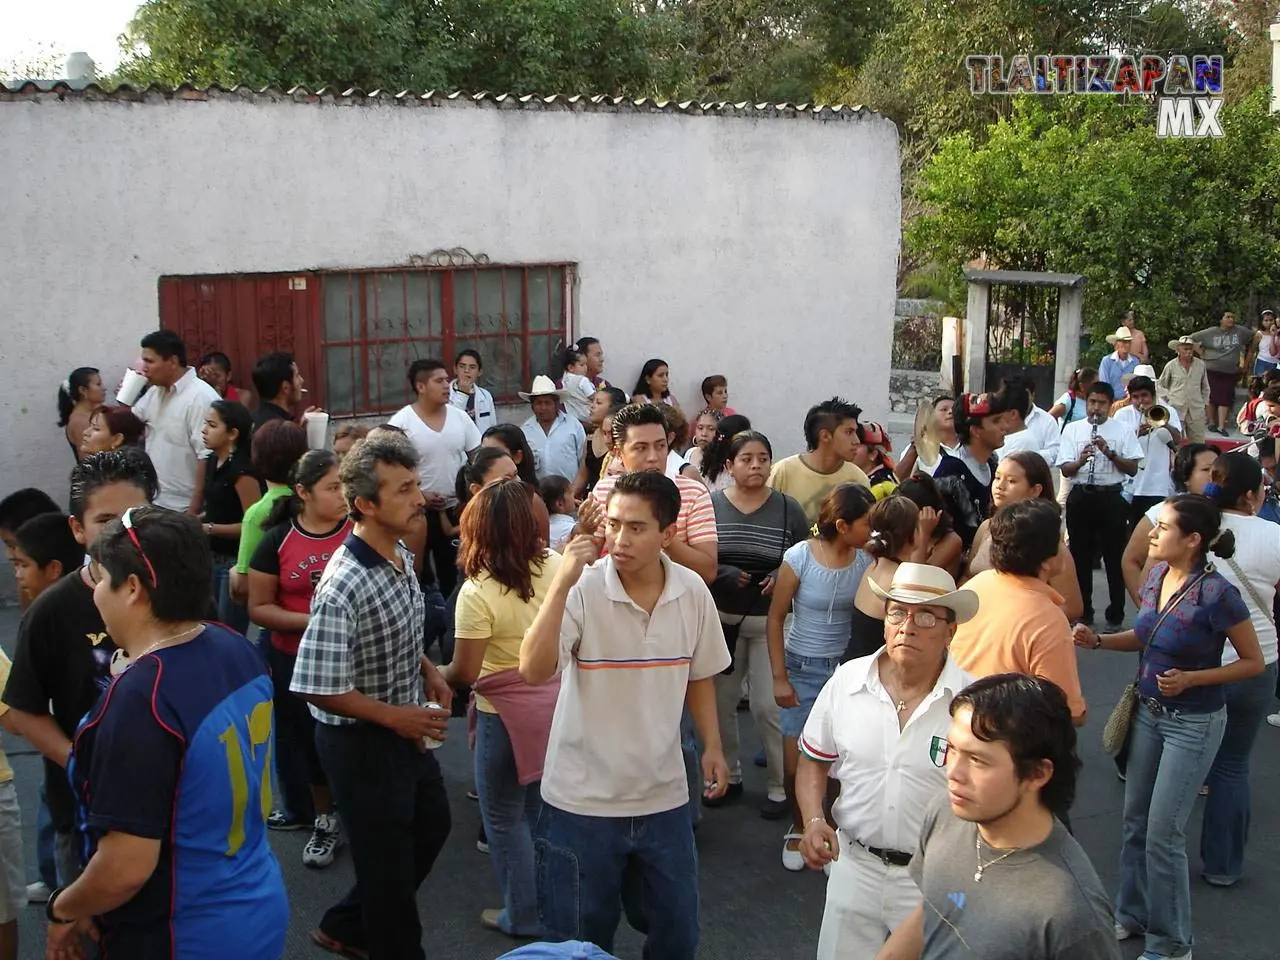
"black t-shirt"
251,402,292,434
202,452,254,556
2,571,119,829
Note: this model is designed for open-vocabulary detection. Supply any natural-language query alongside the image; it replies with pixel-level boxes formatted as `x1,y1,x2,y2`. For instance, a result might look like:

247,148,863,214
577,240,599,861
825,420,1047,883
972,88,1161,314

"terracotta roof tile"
0,82,879,121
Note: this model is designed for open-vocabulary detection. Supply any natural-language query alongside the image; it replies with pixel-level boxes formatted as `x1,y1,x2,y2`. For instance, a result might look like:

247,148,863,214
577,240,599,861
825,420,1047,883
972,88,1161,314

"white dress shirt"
998,405,1060,466
1113,403,1183,498
1055,416,1144,487
522,411,586,482
799,649,973,853
448,380,497,431
131,367,220,510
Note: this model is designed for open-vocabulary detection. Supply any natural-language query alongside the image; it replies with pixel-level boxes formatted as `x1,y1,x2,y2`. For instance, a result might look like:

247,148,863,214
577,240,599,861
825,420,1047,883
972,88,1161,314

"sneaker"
1266,713,1280,727
302,814,343,868
782,832,804,872
267,809,307,831
477,826,490,855
1114,922,1137,941
25,881,50,904
760,796,789,821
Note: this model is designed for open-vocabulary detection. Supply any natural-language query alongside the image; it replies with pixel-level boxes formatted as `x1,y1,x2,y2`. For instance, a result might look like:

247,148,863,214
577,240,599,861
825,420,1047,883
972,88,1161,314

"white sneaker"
25,881,50,904
782,832,804,872
1266,713,1280,727
302,814,343,868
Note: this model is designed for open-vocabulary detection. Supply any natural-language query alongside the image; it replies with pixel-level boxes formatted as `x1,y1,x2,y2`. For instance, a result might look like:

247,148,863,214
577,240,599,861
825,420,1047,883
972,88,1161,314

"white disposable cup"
303,411,329,449
116,368,147,405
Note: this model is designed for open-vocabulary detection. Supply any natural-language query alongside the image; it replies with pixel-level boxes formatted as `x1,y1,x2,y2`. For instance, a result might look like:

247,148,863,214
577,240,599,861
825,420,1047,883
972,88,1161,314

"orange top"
950,570,1087,720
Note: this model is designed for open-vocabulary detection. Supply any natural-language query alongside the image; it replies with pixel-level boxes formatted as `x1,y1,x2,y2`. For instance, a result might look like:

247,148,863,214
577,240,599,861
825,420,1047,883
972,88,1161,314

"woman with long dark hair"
1197,453,1280,886
481,423,539,487
573,389,625,498
247,450,352,865
708,431,809,820
631,358,682,412
200,400,260,633
57,367,105,457
79,405,145,456
440,478,564,937
699,414,752,493
845,496,919,662
896,474,964,577
1074,494,1262,959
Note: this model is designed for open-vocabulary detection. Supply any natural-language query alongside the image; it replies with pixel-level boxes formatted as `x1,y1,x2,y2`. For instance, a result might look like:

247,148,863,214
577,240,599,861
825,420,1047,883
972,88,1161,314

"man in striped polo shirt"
591,403,718,583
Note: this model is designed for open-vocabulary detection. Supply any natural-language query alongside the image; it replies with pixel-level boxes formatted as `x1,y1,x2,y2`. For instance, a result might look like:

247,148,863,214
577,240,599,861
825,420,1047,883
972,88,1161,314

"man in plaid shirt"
291,432,454,960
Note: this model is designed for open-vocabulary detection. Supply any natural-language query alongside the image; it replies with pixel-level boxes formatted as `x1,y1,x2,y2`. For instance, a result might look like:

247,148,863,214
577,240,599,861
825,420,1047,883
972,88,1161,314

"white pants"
713,614,784,796
816,835,921,960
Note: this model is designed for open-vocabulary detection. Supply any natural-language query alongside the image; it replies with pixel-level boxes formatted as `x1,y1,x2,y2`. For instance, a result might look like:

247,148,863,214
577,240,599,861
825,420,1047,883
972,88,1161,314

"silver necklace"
974,829,1020,882
111,625,202,676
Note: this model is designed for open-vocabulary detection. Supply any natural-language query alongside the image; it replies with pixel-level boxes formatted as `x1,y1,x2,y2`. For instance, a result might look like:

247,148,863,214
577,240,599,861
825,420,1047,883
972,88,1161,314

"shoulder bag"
1102,568,1209,756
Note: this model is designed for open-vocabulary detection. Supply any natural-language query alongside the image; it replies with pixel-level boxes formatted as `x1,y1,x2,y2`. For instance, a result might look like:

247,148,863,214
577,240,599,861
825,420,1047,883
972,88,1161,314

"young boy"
700,374,737,416
539,475,578,551
10,513,85,604
521,472,730,960
768,397,872,525
0,488,60,609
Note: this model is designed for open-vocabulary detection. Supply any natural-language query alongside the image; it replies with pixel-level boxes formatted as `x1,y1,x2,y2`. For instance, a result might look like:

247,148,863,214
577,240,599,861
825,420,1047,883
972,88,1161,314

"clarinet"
1085,419,1101,485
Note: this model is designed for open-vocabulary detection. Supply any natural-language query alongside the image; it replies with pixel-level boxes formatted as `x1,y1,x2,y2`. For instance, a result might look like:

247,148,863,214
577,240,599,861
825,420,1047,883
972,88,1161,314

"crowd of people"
0,317,1275,960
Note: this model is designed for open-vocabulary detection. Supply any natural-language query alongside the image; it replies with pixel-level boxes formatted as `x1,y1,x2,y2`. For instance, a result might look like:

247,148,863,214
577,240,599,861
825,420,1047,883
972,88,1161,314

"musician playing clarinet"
1113,374,1183,527
1056,381,1143,630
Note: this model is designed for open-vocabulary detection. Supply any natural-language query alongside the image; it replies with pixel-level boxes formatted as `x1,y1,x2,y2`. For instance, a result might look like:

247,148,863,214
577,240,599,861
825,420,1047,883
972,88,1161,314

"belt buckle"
874,847,893,866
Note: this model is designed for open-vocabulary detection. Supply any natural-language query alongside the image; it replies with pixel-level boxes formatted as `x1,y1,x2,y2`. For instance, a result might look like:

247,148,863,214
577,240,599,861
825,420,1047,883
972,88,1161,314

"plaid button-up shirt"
291,533,425,726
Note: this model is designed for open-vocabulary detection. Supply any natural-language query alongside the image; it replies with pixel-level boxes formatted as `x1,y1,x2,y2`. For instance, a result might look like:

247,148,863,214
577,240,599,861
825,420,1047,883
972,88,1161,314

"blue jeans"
535,802,699,959
1117,703,1227,958
1200,661,1277,884
780,651,842,739
35,785,55,888
213,557,250,635
475,710,543,936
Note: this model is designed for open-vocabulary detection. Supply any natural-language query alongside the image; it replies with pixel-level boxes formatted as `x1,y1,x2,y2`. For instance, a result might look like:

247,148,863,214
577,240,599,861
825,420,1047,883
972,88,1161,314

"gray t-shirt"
710,489,811,617
909,799,1121,960
1191,324,1252,373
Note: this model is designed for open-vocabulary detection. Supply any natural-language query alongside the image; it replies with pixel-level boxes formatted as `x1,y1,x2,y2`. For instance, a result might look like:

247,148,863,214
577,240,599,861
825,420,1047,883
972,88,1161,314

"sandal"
782,831,805,872
310,929,370,960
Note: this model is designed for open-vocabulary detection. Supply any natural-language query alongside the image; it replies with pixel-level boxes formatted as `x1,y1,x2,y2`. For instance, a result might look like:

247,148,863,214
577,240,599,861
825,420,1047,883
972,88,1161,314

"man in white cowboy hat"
520,375,586,482
794,562,976,959
1191,310,1253,436
1158,335,1209,442
1098,326,1140,398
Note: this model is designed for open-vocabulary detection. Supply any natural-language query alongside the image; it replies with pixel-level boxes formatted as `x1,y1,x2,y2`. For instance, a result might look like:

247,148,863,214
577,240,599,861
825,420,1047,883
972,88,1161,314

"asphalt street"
3,568,1277,959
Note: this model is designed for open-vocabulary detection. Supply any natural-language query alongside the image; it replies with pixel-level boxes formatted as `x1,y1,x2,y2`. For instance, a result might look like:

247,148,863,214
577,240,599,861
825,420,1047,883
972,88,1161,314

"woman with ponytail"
1074,493,1262,959
247,449,352,866
56,367,105,457
845,496,919,662
1196,453,1280,886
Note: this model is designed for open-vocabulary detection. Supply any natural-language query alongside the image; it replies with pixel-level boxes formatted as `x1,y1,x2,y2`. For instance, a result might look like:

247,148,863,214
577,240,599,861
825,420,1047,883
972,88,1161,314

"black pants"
1128,495,1165,531
267,643,326,824
1066,484,1128,623
316,722,452,959
426,509,459,598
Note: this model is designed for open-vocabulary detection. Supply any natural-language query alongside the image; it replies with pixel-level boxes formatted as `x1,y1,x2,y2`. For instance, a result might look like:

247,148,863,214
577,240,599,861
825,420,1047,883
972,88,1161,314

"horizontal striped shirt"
539,554,730,817
592,472,717,545
710,489,810,616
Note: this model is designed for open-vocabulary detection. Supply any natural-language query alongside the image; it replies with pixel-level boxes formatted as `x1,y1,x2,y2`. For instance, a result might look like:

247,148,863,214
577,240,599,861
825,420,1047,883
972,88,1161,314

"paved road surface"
3,570,1277,959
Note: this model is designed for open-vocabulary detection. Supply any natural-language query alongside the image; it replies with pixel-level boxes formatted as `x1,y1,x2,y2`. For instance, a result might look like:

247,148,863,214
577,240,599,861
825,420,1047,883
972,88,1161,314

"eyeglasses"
121,507,158,588
885,607,952,629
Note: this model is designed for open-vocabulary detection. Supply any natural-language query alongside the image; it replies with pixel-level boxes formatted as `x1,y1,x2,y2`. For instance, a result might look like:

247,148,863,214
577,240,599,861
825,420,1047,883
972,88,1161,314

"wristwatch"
46,886,75,924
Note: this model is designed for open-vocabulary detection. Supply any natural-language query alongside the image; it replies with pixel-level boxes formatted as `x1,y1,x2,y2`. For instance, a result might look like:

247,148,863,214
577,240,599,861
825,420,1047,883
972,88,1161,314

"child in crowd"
701,374,737,416
10,514,84,605
539,475,577,551
573,388,626,499
686,407,723,475
0,488,61,610
560,348,596,425
662,405,701,482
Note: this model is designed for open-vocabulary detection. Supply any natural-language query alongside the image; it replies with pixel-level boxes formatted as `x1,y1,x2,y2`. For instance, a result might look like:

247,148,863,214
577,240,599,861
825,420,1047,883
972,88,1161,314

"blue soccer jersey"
70,623,288,959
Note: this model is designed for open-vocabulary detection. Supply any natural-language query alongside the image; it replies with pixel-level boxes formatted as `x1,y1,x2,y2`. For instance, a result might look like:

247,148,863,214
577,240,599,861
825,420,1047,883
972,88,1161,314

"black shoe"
701,781,744,808
760,796,789,820
1105,609,1125,628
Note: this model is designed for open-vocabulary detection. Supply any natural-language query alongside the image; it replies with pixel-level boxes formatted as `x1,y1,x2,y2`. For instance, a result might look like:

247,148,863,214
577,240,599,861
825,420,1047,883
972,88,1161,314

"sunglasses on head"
120,507,158,588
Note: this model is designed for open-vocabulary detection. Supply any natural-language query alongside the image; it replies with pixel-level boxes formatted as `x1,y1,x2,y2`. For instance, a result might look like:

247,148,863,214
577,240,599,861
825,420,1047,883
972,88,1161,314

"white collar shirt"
522,411,586,482
799,649,973,853
131,367,220,510
1054,416,1144,487
1113,403,1183,497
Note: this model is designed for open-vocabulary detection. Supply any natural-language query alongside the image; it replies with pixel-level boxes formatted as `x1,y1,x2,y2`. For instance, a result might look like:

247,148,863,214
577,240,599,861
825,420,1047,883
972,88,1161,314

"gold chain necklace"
974,829,1021,882
116,625,202,673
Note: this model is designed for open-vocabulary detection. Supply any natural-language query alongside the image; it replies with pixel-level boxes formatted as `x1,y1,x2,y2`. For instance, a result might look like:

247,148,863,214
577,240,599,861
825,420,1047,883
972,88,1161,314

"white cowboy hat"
1168,335,1196,350
518,374,568,401
868,562,979,624
1105,326,1134,344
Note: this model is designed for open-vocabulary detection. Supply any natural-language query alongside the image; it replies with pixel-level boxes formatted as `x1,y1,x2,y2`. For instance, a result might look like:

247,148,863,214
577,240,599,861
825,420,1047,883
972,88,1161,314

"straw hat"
1168,335,1196,350
518,375,568,401
868,562,979,623
1105,326,1134,344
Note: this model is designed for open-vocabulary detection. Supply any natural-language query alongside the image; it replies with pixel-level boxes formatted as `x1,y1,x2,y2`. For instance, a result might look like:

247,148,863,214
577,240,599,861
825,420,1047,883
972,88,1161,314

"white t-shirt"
387,403,481,502
132,367,220,510
562,372,595,422
997,406,1060,467
1113,403,1183,498
1214,513,1280,666
541,554,731,817
665,450,692,481
1056,417,1144,487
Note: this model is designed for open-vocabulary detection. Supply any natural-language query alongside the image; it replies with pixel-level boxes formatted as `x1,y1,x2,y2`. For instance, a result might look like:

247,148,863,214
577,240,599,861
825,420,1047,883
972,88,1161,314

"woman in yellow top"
440,478,563,939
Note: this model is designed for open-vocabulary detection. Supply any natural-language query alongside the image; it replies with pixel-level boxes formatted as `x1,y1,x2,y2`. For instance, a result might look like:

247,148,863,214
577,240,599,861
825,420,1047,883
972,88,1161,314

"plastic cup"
303,411,329,449
116,368,147,405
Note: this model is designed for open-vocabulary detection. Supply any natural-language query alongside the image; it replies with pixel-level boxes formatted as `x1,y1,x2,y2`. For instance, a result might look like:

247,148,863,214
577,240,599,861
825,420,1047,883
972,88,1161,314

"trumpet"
1145,404,1170,429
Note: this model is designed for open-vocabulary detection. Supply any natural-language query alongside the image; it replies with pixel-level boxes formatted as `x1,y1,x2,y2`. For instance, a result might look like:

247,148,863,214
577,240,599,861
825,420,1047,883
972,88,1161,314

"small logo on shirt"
948,891,966,911
929,736,949,767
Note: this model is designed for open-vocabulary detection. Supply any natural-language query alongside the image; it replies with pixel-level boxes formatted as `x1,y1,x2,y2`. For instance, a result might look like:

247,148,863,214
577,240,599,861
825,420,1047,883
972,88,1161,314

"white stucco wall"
0,89,899,598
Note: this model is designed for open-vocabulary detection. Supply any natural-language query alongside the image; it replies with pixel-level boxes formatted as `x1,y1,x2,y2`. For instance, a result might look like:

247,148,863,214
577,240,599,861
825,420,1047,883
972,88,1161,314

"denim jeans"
535,802,699,960
475,710,543,936
1116,703,1227,958
1200,661,1278,885
267,644,325,824
315,722,452,958
35,785,56,888
212,556,250,635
